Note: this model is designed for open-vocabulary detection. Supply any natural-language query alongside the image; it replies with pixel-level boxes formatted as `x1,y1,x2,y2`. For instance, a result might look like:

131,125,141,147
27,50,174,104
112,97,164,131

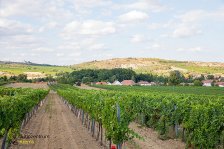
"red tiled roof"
216,82,224,85
202,80,213,83
121,80,135,86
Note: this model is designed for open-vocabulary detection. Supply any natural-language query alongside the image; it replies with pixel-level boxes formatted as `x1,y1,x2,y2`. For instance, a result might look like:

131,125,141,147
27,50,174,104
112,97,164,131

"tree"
109,75,117,83
135,73,153,82
3,76,7,82
17,74,28,82
45,75,55,82
220,77,224,82
168,70,184,85
193,80,202,86
131,76,136,82
82,77,93,84
207,75,214,80
9,76,17,81
198,74,205,81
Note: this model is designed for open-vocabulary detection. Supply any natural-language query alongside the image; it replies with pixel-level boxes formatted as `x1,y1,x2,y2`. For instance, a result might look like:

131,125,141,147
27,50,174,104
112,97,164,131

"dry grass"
72,58,224,76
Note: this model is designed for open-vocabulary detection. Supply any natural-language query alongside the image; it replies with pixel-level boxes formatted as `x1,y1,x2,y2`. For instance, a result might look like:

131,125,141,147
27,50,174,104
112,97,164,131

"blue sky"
0,0,224,65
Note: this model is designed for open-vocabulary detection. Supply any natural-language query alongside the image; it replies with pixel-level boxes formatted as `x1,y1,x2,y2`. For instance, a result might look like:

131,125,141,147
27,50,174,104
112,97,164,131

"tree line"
56,68,168,85
0,74,55,85
56,68,222,86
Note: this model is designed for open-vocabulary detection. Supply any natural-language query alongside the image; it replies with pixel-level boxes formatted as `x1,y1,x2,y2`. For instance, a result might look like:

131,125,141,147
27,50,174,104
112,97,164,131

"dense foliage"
56,68,168,84
0,87,49,141
0,76,8,86
168,70,184,85
193,80,203,86
56,68,221,86
51,84,224,148
0,74,56,85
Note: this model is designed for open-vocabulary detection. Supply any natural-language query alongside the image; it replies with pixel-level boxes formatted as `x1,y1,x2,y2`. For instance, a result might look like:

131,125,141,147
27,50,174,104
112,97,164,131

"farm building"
121,80,135,86
202,80,213,87
138,81,151,86
95,82,107,85
216,82,224,87
107,82,112,85
112,80,122,85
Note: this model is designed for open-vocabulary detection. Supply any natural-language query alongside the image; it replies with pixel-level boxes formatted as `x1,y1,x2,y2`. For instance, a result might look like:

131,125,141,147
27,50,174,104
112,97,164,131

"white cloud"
131,34,146,43
88,43,106,51
0,34,45,51
177,47,202,52
172,24,202,38
148,23,163,30
32,47,55,52
39,22,59,32
56,53,65,57
165,8,224,38
151,43,161,48
0,18,33,36
59,38,106,50
65,0,112,15
148,20,177,30
178,8,224,23
62,20,116,38
178,10,205,23
0,0,72,20
126,0,166,12
70,0,110,8
208,7,224,21
118,10,149,23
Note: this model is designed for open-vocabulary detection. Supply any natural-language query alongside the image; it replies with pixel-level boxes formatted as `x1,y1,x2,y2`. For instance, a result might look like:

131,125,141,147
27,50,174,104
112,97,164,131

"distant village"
95,79,224,87
95,80,156,86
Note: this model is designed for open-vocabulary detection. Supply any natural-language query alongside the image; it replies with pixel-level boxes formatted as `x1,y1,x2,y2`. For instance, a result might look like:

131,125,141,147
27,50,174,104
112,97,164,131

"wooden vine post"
116,103,122,149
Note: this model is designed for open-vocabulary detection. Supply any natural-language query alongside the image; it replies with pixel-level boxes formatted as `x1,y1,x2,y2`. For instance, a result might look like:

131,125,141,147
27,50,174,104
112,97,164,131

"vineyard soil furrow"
10,90,103,149
128,123,185,149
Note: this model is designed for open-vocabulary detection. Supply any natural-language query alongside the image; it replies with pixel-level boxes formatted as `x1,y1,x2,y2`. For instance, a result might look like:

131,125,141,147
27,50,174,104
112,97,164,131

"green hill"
0,61,73,78
72,58,224,76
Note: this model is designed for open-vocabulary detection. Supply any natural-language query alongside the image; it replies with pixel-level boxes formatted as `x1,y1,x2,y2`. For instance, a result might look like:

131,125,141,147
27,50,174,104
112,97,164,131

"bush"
194,80,202,86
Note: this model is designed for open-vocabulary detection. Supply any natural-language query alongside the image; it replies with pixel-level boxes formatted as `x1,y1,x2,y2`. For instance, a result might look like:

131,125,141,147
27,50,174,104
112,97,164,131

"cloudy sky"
0,0,224,65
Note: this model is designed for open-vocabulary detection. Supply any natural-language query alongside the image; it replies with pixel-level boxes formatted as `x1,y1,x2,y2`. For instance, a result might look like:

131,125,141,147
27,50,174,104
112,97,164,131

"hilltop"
72,58,224,76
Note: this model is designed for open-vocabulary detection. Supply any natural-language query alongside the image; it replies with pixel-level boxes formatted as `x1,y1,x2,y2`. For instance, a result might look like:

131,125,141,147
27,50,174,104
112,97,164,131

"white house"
202,80,213,87
112,80,122,85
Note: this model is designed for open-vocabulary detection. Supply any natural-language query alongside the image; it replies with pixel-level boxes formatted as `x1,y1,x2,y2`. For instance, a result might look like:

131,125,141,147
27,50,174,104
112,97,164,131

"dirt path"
76,84,106,90
10,91,103,149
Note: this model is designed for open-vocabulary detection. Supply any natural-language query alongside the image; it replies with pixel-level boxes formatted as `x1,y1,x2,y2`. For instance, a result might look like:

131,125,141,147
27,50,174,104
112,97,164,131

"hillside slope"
72,58,224,76
0,62,72,78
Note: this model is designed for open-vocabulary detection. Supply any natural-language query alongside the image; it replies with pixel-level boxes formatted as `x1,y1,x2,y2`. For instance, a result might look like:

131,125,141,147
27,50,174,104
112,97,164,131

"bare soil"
76,84,106,90
10,91,103,149
127,123,185,149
